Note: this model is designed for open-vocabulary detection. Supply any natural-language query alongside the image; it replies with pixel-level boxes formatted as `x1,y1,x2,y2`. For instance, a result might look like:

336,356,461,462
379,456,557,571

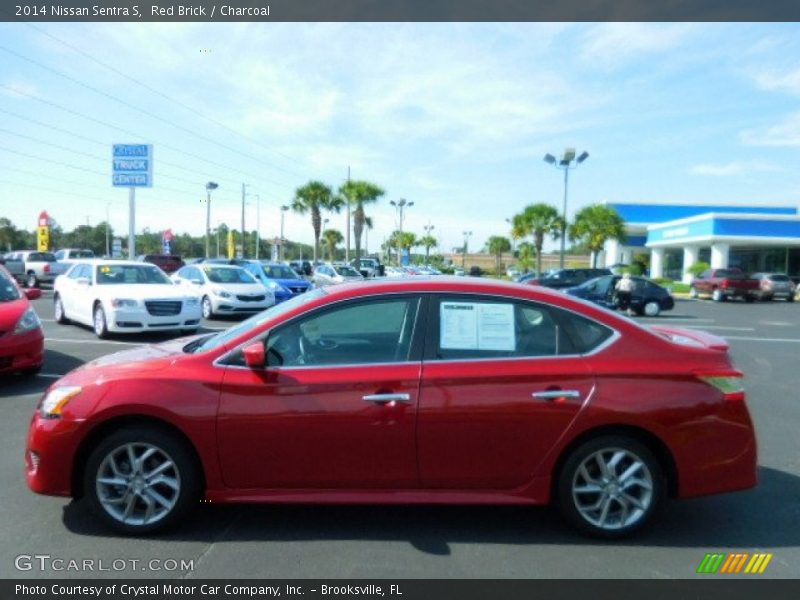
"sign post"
112,144,153,259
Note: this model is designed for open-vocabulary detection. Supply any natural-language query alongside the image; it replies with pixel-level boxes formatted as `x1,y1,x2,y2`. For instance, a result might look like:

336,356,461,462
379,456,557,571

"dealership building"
599,202,800,282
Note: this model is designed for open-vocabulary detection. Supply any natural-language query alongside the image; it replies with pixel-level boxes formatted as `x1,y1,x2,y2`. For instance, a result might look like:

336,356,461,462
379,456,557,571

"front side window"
263,264,299,279
205,267,256,284
265,297,420,367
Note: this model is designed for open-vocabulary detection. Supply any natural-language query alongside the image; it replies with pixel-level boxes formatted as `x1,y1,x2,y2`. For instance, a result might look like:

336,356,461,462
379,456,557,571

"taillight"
720,279,729,289
43,264,50,273
695,370,745,401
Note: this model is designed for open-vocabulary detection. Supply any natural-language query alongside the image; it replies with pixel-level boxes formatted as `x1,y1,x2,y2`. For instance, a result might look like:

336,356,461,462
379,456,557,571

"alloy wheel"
95,442,181,527
643,301,660,317
571,447,654,531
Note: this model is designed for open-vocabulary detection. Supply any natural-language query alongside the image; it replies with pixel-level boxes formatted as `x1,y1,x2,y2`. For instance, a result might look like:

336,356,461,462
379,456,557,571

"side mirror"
25,288,42,300
242,342,266,369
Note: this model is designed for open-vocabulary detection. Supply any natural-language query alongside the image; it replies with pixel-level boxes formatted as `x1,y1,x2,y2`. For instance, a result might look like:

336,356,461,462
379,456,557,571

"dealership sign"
112,144,153,187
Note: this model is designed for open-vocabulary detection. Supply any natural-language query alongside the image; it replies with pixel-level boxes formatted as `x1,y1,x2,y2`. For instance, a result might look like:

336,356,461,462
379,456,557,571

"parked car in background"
515,271,540,283
384,266,408,278
139,254,185,274
172,264,274,319
690,268,760,302
566,275,675,317
26,277,757,537
506,266,521,278
351,257,385,278
524,268,612,290
0,264,43,376
312,263,365,286
752,272,795,302
54,260,201,338
0,253,26,284
54,248,95,262
4,250,59,288
289,260,314,277
239,261,312,303
468,266,483,277
453,267,466,276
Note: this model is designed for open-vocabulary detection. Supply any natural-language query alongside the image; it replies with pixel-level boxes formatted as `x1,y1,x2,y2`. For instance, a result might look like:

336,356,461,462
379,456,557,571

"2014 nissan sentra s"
26,277,757,537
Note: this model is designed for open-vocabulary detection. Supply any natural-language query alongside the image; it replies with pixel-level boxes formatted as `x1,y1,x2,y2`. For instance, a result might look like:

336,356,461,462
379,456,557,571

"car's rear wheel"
93,304,109,339
556,435,664,538
26,271,38,289
83,427,201,534
54,295,69,324
201,296,214,320
643,301,661,317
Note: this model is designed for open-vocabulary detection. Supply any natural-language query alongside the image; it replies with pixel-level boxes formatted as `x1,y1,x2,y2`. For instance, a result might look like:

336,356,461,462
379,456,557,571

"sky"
1,22,800,254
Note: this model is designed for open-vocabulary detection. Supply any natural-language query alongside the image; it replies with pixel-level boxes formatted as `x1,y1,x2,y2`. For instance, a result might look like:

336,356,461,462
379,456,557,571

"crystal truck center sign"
112,144,153,187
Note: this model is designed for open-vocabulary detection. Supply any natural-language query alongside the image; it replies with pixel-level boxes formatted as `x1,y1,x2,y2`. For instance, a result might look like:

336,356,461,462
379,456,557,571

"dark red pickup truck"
690,268,760,302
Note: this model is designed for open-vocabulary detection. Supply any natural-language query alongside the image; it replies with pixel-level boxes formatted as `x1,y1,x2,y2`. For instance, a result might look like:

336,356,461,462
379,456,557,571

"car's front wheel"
555,435,664,538
83,427,201,534
93,304,109,339
54,294,69,324
201,296,214,320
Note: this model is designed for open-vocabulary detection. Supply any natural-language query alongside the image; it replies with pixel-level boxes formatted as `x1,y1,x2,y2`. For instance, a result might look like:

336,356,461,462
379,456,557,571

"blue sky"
1,22,800,254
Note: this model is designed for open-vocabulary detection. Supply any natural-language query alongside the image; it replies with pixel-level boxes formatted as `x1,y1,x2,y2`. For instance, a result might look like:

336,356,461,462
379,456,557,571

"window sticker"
440,302,516,351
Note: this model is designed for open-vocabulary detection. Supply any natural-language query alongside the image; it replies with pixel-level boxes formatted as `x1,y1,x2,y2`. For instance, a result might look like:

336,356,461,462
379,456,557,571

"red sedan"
26,277,757,537
0,265,43,376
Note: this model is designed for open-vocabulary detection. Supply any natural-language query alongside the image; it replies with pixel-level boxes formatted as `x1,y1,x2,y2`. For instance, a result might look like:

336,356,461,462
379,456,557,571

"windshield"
262,264,300,279
96,264,172,285
336,266,361,277
0,272,22,302
72,250,95,258
186,287,327,354
206,267,256,284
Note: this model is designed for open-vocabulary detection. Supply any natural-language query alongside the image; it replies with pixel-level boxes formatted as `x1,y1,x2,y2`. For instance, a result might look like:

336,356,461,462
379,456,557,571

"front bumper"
106,304,203,333
211,296,273,314
0,328,44,374
26,412,84,497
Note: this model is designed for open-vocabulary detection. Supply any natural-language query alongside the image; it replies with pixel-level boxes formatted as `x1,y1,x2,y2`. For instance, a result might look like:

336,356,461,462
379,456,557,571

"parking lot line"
724,336,800,343
45,337,143,346
680,325,755,331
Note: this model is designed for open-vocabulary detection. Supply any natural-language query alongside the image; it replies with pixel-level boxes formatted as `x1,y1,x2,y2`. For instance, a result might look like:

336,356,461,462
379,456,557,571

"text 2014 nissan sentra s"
26,277,757,537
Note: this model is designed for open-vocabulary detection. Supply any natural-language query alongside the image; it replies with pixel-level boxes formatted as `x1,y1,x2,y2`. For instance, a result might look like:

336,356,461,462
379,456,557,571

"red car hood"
0,298,30,332
649,325,729,352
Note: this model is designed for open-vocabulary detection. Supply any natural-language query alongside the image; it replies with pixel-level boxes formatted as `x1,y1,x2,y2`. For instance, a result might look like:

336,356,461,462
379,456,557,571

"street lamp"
204,181,219,259
280,205,289,261
462,230,472,268
253,194,261,259
390,198,414,265
543,148,589,268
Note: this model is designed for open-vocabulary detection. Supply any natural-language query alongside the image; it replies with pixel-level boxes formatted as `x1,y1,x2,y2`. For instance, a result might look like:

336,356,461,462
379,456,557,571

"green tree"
291,181,339,263
386,230,417,265
569,204,627,267
516,241,535,273
338,180,385,262
0,218,18,252
512,203,562,275
322,228,343,261
486,235,512,274
419,234,438,263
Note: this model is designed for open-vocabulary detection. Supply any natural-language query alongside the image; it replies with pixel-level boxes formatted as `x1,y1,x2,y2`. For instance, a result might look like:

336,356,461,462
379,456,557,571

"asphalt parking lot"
1,290,799,579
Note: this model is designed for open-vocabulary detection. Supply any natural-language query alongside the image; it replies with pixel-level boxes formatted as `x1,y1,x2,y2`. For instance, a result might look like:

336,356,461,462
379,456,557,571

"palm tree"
322,228,343,261
569,204,627,267
363,215,374,255
338,180,385,263
419,234,438,263
486,236,512,274
291,181,339,263
516,241,535,273
387,230,417,265
513,203,562,276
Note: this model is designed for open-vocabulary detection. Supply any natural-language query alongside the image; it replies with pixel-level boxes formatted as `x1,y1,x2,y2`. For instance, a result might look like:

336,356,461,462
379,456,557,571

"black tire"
83,426,201,535
788,294,795,303
201,296,214,320
93,303,109,339
555,435,665,539
26,271,38,289
54,294,69,324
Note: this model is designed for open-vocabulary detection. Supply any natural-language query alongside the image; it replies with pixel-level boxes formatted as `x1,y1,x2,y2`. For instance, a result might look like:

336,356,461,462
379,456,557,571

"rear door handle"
532,390,582,401
363,393,411,404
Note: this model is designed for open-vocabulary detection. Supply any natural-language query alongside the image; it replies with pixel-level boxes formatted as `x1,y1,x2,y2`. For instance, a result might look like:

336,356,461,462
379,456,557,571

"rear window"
769,274,790,282
716,269,744,279
29,252,56,262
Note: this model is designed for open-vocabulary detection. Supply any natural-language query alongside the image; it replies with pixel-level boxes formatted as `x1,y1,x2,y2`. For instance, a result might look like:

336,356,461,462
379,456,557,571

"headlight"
110,298,138,308
185,296,199,305
13,307,41,335
39,386,82,419
265,280,288,293
213,288,231,298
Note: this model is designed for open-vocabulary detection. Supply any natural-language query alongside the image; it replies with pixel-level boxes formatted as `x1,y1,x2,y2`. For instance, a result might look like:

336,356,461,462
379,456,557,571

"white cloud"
740,112,800,147
0,80,39,98
689,160,781,176
751,67,800,96
579,23,696,70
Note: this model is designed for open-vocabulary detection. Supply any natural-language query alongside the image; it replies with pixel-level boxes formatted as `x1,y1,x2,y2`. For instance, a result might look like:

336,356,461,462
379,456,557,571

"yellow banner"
37,226,49,251
227,231,235,259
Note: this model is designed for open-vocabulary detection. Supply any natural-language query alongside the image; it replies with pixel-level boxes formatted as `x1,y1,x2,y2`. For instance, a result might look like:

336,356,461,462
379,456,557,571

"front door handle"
532,390,582,401
363,393,411,404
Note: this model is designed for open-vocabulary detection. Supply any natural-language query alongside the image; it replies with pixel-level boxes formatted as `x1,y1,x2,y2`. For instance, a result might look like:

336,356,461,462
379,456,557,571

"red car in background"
0,265,44,376
26,277,756,537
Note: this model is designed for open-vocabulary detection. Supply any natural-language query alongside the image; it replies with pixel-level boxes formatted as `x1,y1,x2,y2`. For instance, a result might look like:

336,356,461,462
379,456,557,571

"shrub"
686,261,710,277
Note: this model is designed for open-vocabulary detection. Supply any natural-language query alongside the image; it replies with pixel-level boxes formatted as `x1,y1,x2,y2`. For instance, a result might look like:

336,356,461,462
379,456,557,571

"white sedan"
54,260,202,338
171,264,275,319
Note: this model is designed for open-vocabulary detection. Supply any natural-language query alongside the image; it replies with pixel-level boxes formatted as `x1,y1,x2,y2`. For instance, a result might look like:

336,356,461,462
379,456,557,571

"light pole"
280,205,289,261
105,202,111,257
543,148,589,269
204,181,219,259
390,198,414,265
240,183,250,258
253,194,261,259
462,230,472,267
